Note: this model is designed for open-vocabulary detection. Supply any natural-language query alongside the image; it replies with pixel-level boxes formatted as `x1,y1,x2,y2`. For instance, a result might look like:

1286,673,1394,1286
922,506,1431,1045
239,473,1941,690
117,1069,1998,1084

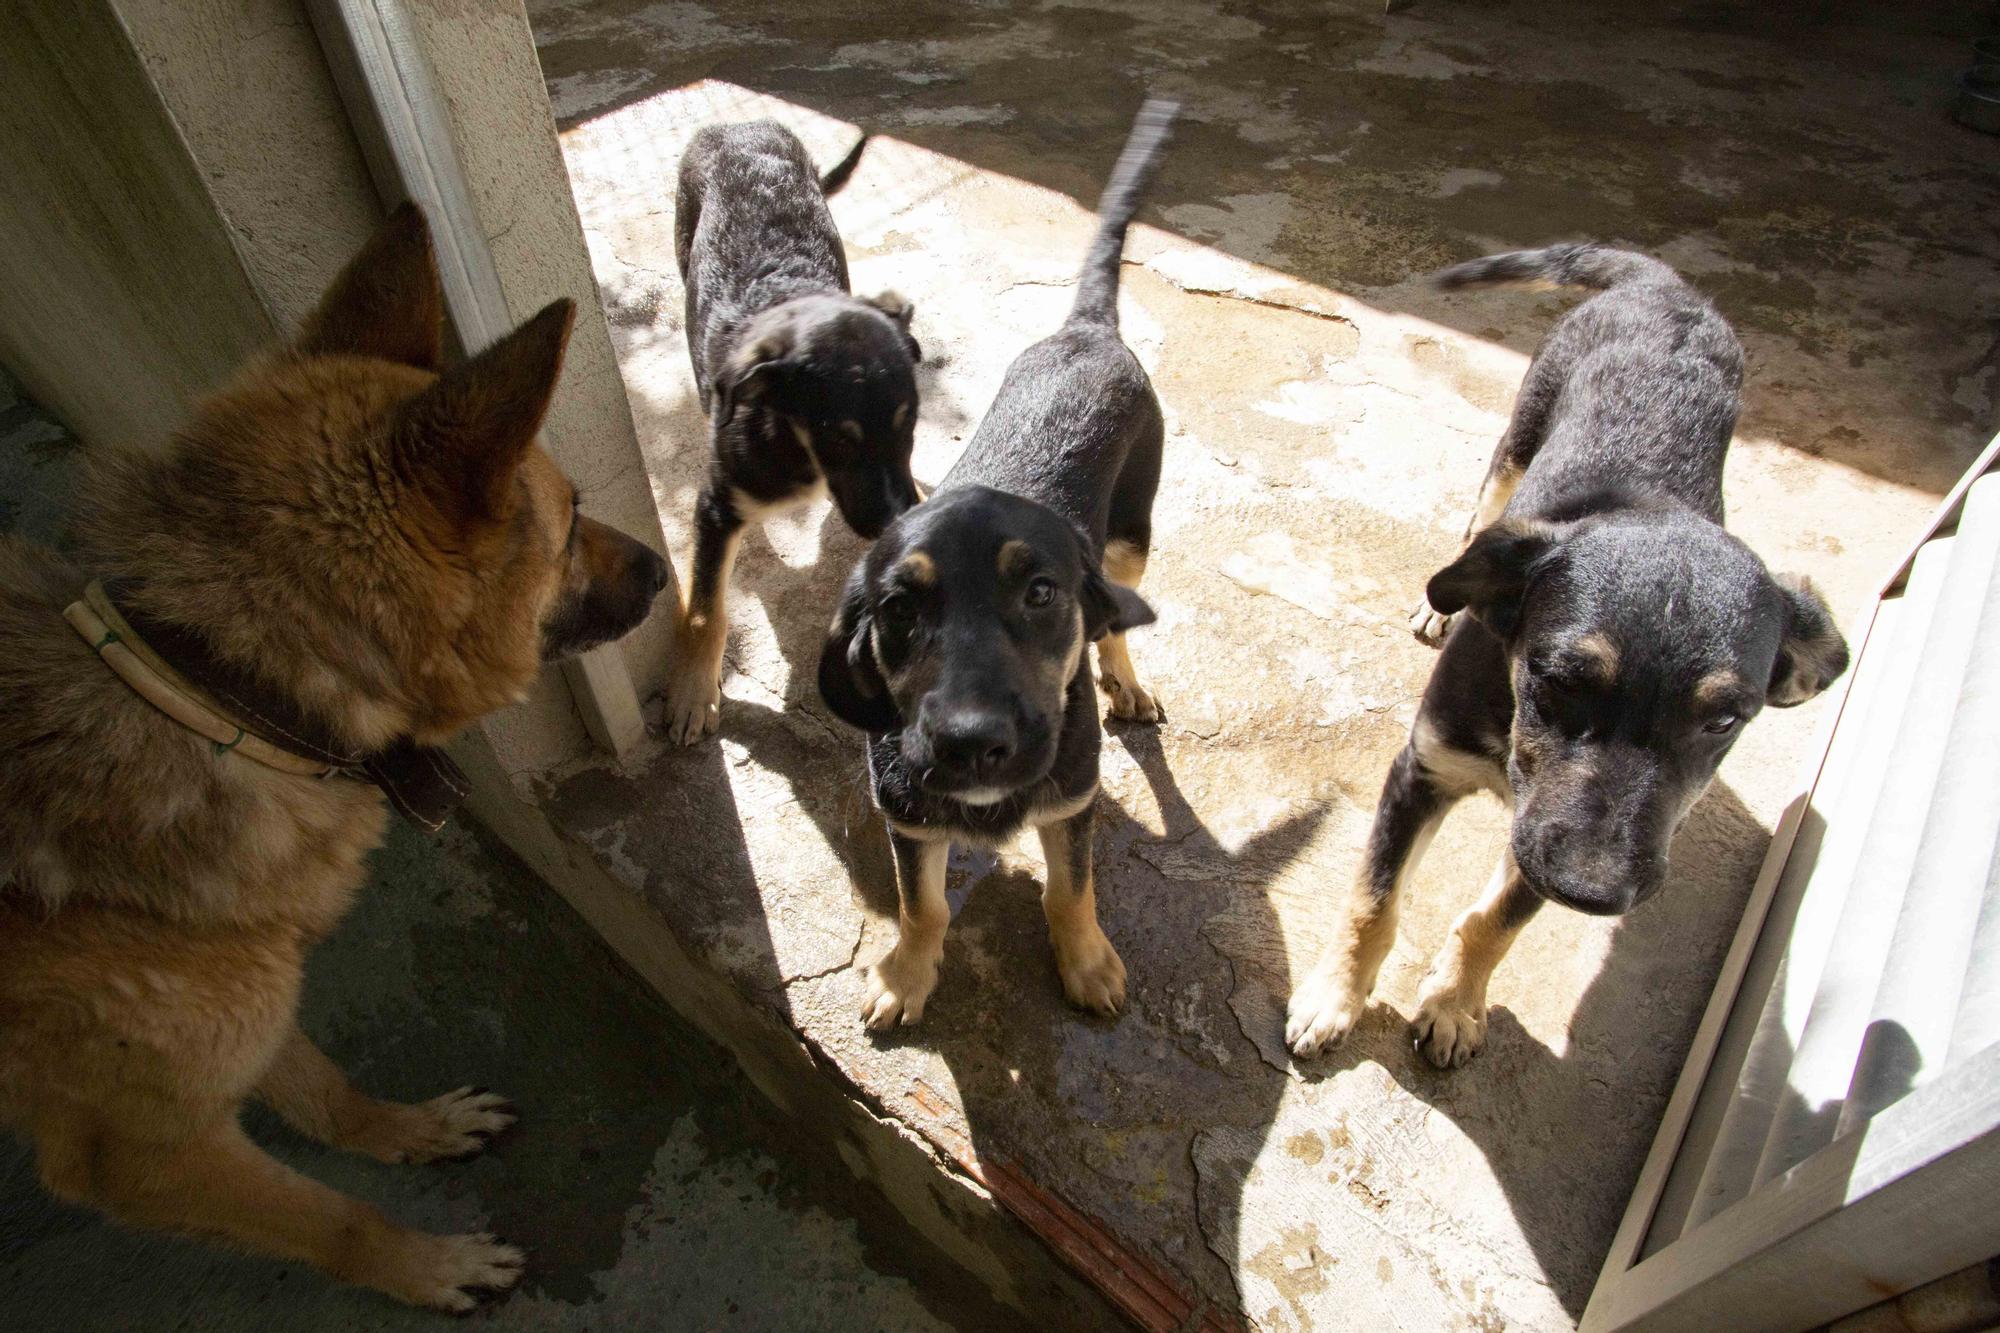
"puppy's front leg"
1038,800,1126,1015
663,484,743,745
1412,851,1540,1068
1287,744,1452,1055
860,830,949,1030
256,1021,514,1165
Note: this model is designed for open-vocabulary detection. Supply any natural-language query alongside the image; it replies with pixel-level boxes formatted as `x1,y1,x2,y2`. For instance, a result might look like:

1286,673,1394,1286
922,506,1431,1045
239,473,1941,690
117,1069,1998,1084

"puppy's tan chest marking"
1413,718,1509,802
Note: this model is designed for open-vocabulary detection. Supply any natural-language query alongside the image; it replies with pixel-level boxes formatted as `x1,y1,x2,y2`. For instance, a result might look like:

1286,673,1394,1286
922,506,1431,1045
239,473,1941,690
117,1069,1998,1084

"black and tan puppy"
817,100,1177,1029
665,120,922,744
1287,244,1850,1067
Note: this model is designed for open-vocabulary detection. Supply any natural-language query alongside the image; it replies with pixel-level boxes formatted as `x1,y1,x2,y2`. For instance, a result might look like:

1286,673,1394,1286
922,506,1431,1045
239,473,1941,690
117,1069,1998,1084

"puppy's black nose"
928,708,1017,781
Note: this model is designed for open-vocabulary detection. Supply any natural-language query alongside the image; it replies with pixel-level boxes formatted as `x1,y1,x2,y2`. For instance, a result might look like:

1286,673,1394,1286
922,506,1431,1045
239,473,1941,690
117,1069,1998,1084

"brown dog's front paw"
369,1230,525,1312
860,945,941,1030
1285,965,1371,1057
1054,925,1126,1016
352,1086,516,1165
1411,978,1488,1069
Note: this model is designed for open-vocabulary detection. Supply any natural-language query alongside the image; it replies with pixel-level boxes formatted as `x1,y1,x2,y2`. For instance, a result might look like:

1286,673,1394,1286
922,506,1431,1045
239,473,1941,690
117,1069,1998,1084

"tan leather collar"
64,579,467,832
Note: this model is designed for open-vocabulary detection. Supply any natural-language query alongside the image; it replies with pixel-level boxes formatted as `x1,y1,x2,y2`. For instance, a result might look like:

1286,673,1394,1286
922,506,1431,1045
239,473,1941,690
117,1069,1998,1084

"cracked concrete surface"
528,3,1998,1327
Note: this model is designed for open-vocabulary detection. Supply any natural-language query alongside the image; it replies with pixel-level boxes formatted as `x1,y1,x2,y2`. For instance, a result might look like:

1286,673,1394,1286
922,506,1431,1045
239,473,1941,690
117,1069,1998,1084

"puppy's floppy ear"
818,561,899,733
713,328,793,427
296,201,443,370
394,298,573,521
862,290,922,364
1426,519,1563,639
1766,573,1849,707
1080,564,1156,642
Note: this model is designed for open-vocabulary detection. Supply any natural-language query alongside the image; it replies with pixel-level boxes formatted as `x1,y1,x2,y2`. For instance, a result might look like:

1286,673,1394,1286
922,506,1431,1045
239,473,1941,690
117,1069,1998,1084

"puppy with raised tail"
1287,244,1850,1067
818,100,1178,1029
665,122,923,744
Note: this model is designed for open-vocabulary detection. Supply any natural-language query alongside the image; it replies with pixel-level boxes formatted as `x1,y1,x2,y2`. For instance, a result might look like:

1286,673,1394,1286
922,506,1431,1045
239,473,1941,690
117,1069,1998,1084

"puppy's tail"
1433,243,1677,292
819,135,870,196
1068,97,1180,328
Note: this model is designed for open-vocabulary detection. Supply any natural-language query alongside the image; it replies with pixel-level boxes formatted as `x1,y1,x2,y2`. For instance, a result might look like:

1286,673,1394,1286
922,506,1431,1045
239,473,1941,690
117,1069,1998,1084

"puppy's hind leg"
1038,799,1125,1015
861,831,950,1030
1412,851,1541,1068
1287,743,1455,1055
256,1021,514,1165
663,483,743,745
35,1116,523,1311
1096,537,1161,723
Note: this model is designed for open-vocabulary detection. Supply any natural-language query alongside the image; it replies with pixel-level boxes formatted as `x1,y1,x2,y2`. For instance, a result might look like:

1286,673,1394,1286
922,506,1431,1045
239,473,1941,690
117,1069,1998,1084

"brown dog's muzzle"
541,516,669,661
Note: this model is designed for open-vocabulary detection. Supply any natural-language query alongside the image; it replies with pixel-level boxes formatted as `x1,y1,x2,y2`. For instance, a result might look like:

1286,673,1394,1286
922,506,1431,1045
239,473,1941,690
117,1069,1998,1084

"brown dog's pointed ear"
862,290,922,363
1426,519,1563,639
297,201,444,370
395,298,574,521
1766,574,1849,707
817,562,899,733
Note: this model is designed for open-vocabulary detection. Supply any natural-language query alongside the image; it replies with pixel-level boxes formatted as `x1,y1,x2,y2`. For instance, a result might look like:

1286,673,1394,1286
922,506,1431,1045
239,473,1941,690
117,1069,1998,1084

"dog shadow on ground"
1260,777,1872,1318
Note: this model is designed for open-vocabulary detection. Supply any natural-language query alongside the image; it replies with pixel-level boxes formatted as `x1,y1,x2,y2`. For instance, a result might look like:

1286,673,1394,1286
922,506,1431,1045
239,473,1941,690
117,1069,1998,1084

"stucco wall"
0,4,272,456
115,0,382,331
408,0,674,705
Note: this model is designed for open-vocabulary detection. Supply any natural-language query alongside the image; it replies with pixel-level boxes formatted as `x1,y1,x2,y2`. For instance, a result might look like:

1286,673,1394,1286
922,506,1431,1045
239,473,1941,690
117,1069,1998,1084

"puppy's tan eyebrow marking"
1573,631,1620,681
997,539,1034,578
1694,669,1748,709
897,551,936,585
893,402,912,430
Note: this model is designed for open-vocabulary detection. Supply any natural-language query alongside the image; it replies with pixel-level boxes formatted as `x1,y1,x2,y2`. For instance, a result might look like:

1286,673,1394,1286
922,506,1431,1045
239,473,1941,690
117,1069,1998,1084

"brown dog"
0,205,666,1309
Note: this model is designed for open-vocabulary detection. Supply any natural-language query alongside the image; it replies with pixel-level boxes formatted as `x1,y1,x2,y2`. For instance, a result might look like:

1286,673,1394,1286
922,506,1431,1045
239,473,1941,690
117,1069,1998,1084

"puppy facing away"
0,206,667,1308
1287,244,1850,1067
817,100,1177,1029
664,121,923,744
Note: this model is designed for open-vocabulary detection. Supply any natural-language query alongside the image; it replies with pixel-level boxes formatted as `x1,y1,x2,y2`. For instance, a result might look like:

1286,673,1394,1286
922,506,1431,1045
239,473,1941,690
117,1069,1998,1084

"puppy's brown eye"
879,592,917,623
1025,577,1057,608
1703,714,1740,736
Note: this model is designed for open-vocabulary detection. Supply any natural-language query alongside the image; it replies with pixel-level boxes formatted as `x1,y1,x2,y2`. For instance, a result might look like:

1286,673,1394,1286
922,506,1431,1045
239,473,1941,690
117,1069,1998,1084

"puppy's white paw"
1412,968,1488,1069
1102,674,1163,724
661,667,721,746
1053,924,1127,1016
1286,964,1371,1056
375,1230,525,1312
1409,594,1456,646
860,943,942,1030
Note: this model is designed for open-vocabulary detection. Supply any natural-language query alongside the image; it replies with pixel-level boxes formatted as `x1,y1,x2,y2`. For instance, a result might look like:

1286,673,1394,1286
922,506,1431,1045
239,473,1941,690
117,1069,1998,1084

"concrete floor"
526,2,2000,1329
0,379,1008,1330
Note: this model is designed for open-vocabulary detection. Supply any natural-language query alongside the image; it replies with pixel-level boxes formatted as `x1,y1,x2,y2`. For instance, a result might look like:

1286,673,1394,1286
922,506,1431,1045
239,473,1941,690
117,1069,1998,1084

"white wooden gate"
1584,435,2000,1331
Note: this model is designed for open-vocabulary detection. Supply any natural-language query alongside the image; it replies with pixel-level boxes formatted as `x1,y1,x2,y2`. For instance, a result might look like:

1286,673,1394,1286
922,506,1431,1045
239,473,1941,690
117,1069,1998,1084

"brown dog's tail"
1068,97,1179,328
1433,243,1678,292
819,134,870,196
